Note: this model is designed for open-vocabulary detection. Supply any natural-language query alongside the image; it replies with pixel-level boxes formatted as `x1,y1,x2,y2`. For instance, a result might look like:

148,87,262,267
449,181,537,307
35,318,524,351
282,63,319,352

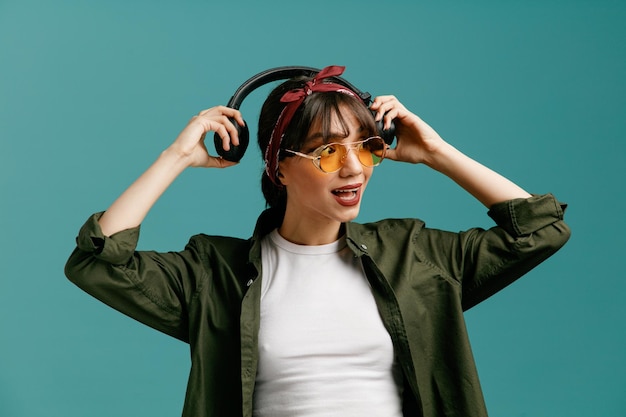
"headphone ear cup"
371,110,396,146
213,118,250,162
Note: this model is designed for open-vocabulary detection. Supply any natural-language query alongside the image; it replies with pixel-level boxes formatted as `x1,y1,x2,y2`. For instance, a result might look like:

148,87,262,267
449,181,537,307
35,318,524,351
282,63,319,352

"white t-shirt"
253,229,403,417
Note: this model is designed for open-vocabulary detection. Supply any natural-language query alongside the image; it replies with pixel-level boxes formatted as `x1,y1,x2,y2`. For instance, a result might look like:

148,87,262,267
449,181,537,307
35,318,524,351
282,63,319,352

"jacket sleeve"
467,193,570,310
421,193,571,310
64,212,207,342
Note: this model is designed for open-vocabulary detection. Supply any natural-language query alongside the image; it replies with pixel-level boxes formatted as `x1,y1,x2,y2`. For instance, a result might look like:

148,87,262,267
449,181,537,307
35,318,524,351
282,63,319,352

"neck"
279,210,344,245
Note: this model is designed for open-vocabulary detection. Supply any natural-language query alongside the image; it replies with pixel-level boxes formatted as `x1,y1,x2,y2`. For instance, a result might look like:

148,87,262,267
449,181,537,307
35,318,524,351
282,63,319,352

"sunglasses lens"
359,137,386,167
316,137,386,173
319,144,344,172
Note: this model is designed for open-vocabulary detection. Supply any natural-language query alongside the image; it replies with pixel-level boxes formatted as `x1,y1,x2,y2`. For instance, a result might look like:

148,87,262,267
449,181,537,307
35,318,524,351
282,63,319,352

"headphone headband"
226,66,372,110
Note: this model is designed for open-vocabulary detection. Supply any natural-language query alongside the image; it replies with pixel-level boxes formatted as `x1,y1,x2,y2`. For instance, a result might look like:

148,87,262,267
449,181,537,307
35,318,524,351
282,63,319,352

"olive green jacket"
65,193,570,417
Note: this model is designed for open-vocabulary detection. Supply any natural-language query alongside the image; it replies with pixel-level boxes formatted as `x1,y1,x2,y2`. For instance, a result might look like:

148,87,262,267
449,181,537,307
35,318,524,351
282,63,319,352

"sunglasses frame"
284,136,387,173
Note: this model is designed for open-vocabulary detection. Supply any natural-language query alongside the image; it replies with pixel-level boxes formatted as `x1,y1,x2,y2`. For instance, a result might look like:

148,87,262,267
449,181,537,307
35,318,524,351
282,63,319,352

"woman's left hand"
370,95,446,166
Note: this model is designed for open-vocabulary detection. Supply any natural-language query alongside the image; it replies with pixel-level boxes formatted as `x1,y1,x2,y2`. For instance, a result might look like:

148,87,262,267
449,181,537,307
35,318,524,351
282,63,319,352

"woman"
65,66,570,416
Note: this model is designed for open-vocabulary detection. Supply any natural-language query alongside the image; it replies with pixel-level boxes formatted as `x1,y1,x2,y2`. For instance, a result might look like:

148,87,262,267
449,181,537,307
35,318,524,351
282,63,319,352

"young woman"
65,66,570,417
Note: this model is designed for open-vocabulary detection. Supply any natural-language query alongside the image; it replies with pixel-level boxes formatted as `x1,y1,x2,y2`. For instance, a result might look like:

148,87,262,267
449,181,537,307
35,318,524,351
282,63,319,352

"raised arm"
98,106,245,236
370,96,531,208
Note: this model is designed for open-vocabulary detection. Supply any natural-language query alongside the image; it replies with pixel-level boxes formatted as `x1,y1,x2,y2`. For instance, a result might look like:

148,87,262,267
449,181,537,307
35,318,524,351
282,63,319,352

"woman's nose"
339,147,363,175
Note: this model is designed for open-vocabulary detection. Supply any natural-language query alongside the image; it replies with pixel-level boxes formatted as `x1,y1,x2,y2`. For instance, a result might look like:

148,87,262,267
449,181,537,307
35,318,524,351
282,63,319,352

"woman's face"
279,106,374,229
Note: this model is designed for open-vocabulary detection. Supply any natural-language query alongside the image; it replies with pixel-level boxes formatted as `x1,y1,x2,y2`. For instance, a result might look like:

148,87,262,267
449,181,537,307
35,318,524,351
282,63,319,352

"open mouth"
331,184,362,206
332,187,359,200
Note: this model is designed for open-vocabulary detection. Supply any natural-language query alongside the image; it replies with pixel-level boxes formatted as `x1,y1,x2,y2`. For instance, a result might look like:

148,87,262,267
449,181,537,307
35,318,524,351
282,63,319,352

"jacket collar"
249,208,371,260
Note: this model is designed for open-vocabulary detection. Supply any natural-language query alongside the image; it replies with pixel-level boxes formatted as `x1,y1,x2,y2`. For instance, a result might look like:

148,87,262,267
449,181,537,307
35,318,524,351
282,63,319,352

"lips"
331,183,362,206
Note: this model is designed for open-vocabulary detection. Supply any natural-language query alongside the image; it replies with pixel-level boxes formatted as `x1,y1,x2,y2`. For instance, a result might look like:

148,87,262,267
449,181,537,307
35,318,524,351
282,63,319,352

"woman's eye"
319,145,337,158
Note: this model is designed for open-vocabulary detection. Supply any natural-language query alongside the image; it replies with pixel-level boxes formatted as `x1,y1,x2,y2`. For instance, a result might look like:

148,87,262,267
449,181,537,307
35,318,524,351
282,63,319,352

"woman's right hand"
169,106,245,168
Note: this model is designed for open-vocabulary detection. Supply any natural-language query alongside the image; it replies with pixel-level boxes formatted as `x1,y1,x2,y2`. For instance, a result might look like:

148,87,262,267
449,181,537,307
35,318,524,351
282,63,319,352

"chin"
337,205,362,223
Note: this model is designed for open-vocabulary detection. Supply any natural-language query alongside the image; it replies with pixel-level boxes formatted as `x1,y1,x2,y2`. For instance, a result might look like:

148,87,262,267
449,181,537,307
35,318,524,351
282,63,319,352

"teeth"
332,188,358,201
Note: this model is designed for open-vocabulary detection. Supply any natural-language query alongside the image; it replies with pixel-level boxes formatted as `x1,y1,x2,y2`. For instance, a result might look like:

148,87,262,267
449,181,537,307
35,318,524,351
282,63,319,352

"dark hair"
257,77,377,213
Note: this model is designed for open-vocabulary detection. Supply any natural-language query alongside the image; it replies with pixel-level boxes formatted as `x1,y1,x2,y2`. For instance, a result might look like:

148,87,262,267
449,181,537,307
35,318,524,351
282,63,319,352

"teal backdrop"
1,0,624,416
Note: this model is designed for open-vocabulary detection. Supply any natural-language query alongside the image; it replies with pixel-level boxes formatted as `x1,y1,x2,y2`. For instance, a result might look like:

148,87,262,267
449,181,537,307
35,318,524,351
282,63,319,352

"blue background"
1,0,624,416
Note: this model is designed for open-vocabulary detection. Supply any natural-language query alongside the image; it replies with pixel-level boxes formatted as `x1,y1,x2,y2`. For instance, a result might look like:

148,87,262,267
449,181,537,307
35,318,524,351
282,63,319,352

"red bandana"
264,65,362,184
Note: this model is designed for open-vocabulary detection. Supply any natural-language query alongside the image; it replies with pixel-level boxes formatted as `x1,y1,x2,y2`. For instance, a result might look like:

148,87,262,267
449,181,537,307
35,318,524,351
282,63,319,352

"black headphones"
214,66,396,162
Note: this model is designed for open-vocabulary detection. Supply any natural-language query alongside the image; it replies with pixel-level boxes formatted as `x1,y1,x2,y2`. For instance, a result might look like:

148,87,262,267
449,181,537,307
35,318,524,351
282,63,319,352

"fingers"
370,95,404,130
171,106,247,169
193,106,245,152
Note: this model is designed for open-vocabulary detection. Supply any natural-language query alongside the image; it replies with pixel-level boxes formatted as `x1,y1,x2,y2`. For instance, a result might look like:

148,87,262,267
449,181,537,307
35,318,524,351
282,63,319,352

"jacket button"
361,244,368,250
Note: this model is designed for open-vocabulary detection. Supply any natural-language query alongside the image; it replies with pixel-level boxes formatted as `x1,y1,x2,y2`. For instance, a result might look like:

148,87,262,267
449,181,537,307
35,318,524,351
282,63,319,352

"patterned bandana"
264,65,362,184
